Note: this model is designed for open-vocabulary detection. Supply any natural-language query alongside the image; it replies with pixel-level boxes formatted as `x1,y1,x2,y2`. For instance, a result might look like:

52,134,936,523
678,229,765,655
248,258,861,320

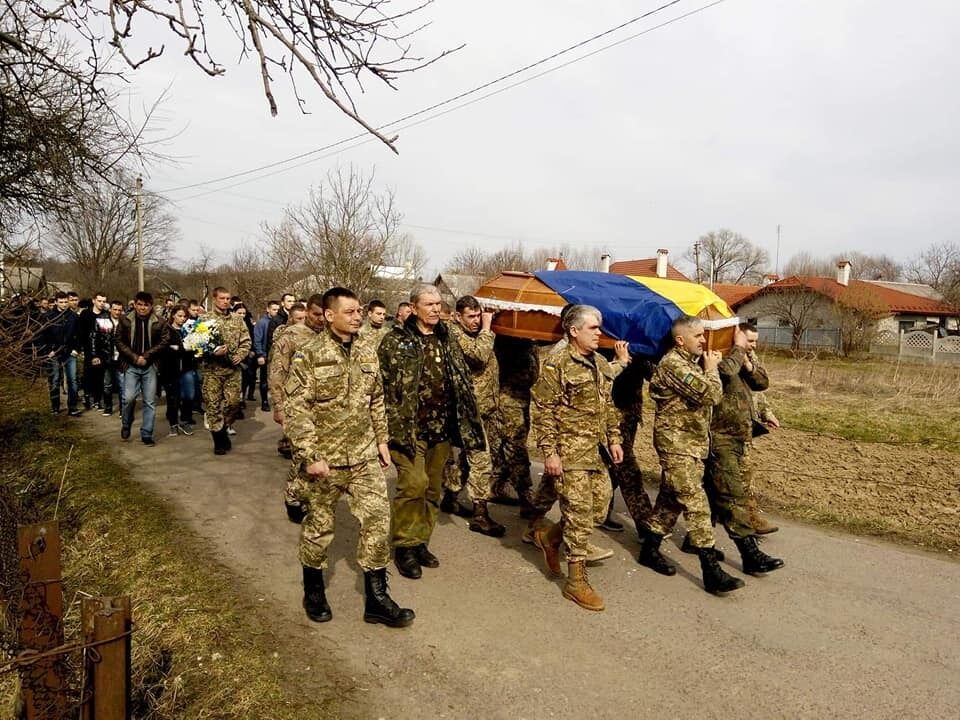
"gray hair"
562,304,602,337
410,283,441,304
670,315,703,339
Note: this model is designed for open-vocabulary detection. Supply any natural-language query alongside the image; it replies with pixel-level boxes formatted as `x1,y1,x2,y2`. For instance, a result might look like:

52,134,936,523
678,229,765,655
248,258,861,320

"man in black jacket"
39,291,81,415
115,291,172,445
79,292,109,409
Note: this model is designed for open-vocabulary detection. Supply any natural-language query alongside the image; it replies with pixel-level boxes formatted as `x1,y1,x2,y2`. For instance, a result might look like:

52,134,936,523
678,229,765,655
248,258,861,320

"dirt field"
634,353,960,551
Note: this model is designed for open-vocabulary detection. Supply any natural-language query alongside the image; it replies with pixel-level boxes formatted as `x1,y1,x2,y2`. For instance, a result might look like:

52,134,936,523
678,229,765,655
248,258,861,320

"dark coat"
38,308,80,358
378,317,484,459
115,312,172,371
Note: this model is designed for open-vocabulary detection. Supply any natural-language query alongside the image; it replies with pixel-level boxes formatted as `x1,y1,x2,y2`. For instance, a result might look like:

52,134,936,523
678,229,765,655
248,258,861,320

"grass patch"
0,376,338,718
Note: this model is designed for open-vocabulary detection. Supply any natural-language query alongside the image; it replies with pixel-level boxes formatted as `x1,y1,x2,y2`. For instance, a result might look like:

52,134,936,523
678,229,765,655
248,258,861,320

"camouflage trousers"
285,460,309,508
645,452,714,548
703,434,755,539
493,396,533,496
299,459,392,571
442,413,497,501
557,469,610,561
201,364,241,432
391,439,451,548
607,411,654,530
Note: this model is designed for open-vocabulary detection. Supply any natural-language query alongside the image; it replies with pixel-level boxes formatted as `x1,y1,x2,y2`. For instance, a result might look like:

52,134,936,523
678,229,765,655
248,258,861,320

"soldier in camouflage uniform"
360,299,390,347
492,334,538,508
266,302,317,522
745,383,780,533
378,284,484,580
284,287,415,628
201,287,252,455
530,305,623,612
439,296,507,537
702,324,784,575
640,315,745,595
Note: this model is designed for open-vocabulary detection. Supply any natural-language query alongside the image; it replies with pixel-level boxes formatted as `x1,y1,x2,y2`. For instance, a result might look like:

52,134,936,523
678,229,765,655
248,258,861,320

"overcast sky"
125,0,960,278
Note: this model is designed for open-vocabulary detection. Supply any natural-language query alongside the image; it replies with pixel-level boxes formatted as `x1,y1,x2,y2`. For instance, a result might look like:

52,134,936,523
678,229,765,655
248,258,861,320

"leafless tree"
261,166,403,299
782,251,834,278
445,242,605,281
906,241,960,304
684,229,769,284
762,286,824,352
383,233,427,279
223,242,283,312
3,0,458,152
49,171,179,295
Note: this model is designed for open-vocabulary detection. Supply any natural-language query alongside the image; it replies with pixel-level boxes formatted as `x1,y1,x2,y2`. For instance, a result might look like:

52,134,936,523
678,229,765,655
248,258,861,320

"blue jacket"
253,315,272,358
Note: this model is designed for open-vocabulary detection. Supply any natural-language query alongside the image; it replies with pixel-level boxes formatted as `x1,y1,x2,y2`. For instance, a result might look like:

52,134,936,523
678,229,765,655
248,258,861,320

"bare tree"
224,242,284,311
833,284,888,355
261,166,403,299
782,251,834,278
783,250,903,282
684,229,769,284
4,0,458,152
906,241,960,303
445,242,606,281
383,233,427,279
49,171,178,295
762,286,824,352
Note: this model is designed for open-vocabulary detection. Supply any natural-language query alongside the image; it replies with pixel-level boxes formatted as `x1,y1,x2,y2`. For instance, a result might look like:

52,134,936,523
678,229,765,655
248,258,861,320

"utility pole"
694,240,702,284
775,224,781,276
135,176,144,292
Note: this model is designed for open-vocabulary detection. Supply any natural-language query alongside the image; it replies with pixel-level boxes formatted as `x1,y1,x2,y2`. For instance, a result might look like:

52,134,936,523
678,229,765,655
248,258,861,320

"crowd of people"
29,281,785,625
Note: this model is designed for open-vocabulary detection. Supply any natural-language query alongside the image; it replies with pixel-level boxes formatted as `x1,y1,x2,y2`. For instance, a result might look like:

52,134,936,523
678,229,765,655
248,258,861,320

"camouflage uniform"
702,346,770,538
531,344,622,561
644,347,723,548
360,322,390,348
441,322,499,501
284,330,392,570
608,358,657,530
200,308,251,432
493,335,538,498
268,323,322,509
379,318,483,548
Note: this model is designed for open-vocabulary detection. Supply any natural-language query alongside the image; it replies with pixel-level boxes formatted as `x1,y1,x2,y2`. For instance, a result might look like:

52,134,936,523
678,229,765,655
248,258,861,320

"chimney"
836,260,851,287
545,259,558,271
599,253,611,273
762,273,780,286
655,249,669,279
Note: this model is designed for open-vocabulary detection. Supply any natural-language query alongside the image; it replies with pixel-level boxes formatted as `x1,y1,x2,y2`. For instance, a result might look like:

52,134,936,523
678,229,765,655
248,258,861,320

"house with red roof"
609,249,690,281
732,261,958,350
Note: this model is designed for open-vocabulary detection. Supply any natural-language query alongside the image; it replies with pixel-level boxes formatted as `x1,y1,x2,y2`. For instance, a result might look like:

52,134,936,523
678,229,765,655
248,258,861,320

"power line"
157,0,705,194
164,0,729,202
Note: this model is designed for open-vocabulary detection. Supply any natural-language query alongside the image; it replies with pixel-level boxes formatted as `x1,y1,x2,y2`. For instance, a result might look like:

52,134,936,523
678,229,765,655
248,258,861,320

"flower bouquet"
182,317,225,359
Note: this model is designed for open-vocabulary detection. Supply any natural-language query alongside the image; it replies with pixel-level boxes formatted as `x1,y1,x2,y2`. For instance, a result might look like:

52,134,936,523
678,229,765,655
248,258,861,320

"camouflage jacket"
649,347,722,459
449,323,499,418
378,317,484,459
531,344,623,471
496,335,538,402
200,308,251,368
284,329,388,468
360,322,390,348
268,323,320,413
711,346,770,440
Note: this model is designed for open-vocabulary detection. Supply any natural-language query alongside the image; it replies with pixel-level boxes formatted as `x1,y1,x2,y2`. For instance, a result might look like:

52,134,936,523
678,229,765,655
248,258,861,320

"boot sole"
755,527,779,534
561,590,605,611
704,579,745,595
469,524,506,537
638,559,677,576
743,561,785,576
364,614,415,628
305,609,332,622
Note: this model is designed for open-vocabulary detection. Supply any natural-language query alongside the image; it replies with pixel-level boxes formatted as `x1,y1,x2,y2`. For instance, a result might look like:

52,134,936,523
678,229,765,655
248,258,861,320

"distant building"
609,248,690,281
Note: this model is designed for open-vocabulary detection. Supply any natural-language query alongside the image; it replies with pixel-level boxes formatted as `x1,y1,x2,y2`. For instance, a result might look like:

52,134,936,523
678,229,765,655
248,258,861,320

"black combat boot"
414,544,440,568
468,501,506,537
363,568,415,627
302,566,332,622
637,530,677,576
599,498,624,531
221,428,232,451
211,430,226,456
440,488,472,517
518,490,539,520
394,546,422,579
681,533,724,561
733,535,785,575
698,547,745,595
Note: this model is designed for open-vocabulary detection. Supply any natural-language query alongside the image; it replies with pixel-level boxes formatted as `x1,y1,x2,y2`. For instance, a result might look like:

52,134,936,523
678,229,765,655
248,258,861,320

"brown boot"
747,496,779,534
533,521,563,576
562,560,605,611
468,500,506,537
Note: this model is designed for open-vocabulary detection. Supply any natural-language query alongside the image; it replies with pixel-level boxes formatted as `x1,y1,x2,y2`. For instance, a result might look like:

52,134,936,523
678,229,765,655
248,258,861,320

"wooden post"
82,596,131,720
17,522,68,720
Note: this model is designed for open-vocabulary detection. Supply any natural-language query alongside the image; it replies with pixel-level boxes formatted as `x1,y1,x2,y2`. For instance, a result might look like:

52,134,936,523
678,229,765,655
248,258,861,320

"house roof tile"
609,258,690,281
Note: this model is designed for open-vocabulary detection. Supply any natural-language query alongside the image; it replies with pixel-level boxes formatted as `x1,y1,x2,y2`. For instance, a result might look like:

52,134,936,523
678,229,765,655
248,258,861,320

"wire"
157,0,711,194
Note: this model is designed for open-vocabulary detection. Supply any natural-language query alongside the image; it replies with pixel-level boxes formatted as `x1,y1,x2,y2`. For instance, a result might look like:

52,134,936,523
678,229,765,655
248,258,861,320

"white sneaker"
226,426,237,436
167,425,179,437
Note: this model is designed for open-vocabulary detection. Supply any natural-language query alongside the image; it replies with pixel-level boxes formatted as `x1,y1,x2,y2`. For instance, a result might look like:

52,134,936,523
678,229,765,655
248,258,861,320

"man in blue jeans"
116,291,172,446
39,292,81,415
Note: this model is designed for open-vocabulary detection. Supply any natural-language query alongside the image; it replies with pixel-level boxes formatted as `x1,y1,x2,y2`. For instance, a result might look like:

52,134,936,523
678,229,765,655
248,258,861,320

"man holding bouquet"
200,286,252,455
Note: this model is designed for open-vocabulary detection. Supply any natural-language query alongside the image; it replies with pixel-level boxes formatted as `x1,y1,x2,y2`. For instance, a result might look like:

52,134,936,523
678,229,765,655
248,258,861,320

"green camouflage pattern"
267,323,320,414
531,344,623,471
646,453,714,548
415,333,454,443
711,346,770,440
608,407,655,529
648,347,722,459
299,459,392,570
202,366,241,432
449,323,499,416
284,330,388,468
494,395,532,495
557,469,609,561
704,434,755,538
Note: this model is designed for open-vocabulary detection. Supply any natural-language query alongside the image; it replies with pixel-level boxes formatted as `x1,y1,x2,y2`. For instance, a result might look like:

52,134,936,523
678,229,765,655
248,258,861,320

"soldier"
268,302,322,522
284,287,414,628
638,315,744,595
360,299,390,347
201,286,252,455
530,305,623,612
379,284,484,579
439,296,507,537
700,323,784,574
491,334,538,509
745,388,780,533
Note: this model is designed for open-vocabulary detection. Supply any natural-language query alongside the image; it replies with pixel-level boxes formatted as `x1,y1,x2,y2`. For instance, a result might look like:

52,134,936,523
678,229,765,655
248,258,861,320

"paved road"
86,409,960,719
